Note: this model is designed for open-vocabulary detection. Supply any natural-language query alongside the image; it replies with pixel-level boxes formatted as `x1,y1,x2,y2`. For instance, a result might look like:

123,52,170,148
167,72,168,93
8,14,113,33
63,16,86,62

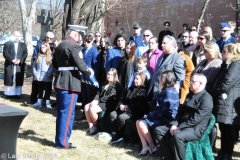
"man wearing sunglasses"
135,30,153,57
217,22,236,52
181,31,190,49
26,31,55,105
129,23,143,47
158,21,175,50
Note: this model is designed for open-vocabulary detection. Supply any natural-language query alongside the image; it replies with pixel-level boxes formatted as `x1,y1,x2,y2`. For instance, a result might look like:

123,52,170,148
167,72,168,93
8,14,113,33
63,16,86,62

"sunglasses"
192,29,196,31
95,35,101,37
222,50,227,54
133,27,139,30
221,30,230,33
143,35,150,37
46,36,53,40
198,37,205,40
85,39,91,43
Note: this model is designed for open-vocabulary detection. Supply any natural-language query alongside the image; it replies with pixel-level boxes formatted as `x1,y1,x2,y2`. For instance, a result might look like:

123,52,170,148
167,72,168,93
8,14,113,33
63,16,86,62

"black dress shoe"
215,151,225,160
222,154,232,160
56,145,77,150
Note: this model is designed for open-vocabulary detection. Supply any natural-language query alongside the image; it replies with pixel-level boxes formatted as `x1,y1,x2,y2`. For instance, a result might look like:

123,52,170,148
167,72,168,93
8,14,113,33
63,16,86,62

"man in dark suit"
148,35,185,98
52,30,91,149
158,21,175,49
3,31,28,97
170,73,213,160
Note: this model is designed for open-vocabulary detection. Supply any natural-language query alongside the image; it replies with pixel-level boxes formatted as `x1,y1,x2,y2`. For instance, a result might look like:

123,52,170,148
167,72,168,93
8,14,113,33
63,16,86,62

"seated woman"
110,72,149,143
136,70,179,157
84,68,122,135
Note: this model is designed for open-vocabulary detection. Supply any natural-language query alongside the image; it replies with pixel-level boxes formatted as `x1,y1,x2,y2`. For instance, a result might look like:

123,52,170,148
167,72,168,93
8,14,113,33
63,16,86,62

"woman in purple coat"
136,70,179,156
142,37,163,75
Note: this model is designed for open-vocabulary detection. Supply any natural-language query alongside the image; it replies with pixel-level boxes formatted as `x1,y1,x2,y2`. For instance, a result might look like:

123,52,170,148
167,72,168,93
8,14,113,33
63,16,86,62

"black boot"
215,151,224,160
222,154,232,160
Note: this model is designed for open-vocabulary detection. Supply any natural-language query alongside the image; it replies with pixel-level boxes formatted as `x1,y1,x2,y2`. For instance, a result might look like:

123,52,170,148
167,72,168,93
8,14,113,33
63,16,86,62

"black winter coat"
173,89,213,138
95,82,122,112
211,60,240,125
117,54,137,89
117,86,150,119
3,41,28,86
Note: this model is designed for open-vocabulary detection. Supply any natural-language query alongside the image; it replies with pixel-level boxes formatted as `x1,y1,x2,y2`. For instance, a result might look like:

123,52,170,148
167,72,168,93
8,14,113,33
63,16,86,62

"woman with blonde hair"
193,41,222,91
211,43,240,160
32,42,54,109
84,68,122,134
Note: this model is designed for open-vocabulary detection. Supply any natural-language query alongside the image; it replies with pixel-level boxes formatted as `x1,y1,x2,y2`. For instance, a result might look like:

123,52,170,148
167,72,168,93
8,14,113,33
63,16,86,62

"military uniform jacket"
52,39,90,92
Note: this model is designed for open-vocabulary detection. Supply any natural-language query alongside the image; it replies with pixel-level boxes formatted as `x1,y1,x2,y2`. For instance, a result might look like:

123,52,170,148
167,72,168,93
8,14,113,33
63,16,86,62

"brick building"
105,0,235,42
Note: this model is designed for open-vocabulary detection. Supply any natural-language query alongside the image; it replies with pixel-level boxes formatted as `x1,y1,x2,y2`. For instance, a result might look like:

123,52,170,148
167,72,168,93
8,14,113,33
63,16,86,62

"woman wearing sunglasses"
192,31,210,67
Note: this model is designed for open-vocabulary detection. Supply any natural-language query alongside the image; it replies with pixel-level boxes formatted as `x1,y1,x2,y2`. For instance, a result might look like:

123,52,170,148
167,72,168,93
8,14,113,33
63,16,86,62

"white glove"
222,93,227,100
87,68,94,76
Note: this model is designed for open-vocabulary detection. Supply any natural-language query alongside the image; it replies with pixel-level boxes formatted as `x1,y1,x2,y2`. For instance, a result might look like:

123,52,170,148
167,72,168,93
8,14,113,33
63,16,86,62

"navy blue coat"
105,47,122,72
217,36,236,53
129,34,144,47
146,87,179,128
82,46,100,78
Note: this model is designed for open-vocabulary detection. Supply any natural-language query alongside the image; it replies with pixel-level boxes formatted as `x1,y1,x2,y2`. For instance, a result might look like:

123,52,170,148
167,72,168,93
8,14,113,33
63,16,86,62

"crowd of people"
2,20,240,160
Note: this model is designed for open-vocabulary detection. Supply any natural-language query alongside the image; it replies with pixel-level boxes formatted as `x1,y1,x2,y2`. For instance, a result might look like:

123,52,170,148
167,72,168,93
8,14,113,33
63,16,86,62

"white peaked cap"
68,24,88,33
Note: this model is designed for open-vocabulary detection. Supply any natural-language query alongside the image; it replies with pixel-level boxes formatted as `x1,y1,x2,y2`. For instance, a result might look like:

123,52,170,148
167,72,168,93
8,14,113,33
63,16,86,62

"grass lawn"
0,54,239,160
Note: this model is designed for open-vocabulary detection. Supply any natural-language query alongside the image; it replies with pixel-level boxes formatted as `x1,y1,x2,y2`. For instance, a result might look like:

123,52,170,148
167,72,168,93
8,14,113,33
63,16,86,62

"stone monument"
37,9,53,41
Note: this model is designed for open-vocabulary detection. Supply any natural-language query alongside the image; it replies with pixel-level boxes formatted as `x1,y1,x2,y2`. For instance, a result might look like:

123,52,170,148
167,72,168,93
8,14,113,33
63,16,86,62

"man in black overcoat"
3,31,28,97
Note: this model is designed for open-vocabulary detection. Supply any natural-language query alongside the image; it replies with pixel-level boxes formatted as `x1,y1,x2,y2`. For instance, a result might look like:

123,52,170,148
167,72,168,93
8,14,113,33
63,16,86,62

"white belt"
58,67,78,71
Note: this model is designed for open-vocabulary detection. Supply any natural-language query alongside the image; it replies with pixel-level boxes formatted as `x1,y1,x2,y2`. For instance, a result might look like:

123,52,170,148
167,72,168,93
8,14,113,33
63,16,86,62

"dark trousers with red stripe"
55,88,78,148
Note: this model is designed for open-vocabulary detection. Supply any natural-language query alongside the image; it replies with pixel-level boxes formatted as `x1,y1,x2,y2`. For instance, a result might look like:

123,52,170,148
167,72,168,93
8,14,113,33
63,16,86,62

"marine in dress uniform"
52,29,91,149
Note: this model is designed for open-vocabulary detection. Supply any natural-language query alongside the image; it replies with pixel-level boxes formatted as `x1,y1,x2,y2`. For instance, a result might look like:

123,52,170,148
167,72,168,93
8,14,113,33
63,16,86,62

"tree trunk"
18,0,37,56
197,0,211,32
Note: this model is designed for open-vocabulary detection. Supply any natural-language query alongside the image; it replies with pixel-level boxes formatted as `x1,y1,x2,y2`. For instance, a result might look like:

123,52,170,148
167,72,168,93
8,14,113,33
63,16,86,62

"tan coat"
179,51,195,104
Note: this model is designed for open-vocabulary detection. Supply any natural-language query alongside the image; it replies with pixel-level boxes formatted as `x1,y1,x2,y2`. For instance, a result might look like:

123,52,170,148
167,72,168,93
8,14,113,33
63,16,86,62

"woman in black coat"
211,43,240,160
117,41,138,90
84,68,122,135
97,36,111,87
110,72,150,142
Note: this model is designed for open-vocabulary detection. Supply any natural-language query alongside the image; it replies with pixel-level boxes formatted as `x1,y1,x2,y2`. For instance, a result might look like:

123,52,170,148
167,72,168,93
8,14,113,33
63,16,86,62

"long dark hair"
161,70,176,91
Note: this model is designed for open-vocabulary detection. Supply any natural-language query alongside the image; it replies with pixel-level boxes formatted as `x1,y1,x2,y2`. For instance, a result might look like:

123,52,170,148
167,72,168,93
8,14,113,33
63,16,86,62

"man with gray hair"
135,29,153,57
148,35,185,97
